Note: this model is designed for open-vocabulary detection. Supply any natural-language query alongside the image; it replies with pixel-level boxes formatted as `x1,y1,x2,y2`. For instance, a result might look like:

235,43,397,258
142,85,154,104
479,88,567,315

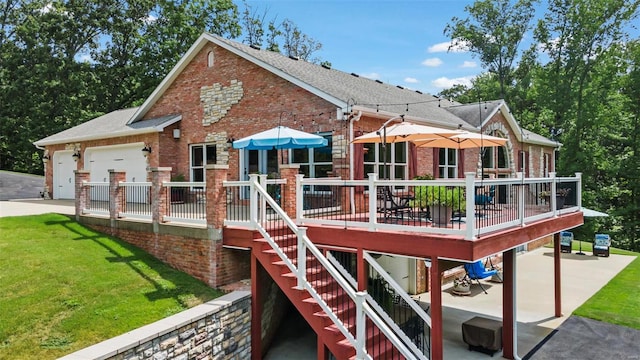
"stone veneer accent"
200,80,244,126
332,134,346,159
58,291,251,360
204,131,230,165
478,123,515,175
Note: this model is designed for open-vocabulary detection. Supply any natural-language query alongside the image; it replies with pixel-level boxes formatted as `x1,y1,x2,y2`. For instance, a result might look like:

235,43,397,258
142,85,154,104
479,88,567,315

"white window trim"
363,142,408,180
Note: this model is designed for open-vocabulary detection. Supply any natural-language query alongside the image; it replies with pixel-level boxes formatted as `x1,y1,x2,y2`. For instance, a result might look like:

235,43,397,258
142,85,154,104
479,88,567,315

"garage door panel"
53,151,75,199
86,144,147,203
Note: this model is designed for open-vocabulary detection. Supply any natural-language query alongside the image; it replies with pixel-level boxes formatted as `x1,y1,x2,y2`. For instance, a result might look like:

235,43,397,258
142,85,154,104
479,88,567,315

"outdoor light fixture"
141,145,152,157
42,153,50,164
226,137,234,149
173,128,181,139
72,149,81,162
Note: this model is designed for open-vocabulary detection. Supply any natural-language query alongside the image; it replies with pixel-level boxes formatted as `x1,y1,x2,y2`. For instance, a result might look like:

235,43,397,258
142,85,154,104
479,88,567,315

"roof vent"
375,79,383,84
289,55,299,61
415,90,423,94
321,63,331,69
396,85,404,89
249,44,261,50
350,73,359,77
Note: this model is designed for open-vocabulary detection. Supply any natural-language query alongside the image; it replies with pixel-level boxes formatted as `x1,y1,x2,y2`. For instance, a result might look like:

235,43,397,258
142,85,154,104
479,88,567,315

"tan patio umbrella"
352,122,460,144
413,131,507,149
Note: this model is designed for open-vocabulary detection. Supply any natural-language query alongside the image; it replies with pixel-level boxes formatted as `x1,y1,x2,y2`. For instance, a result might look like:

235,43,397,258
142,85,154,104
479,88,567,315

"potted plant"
452,276,471,295
413,185,465,225
539,188,570,209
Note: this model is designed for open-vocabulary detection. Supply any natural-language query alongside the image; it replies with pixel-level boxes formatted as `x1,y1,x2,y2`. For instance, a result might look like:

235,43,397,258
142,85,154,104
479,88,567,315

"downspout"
348,110,362,181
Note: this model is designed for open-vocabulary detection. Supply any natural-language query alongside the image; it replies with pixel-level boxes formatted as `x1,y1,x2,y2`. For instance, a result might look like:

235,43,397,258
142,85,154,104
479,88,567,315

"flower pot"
431,205,452,226
556,196,566,210
453,282,471,296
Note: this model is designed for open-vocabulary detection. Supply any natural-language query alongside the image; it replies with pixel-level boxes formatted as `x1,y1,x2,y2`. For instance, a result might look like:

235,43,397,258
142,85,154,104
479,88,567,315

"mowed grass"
0,213,223,359
548,239,640,329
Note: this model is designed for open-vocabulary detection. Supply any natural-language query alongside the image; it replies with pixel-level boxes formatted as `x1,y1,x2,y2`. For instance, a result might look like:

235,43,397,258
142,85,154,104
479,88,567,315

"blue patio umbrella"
232,126,328,150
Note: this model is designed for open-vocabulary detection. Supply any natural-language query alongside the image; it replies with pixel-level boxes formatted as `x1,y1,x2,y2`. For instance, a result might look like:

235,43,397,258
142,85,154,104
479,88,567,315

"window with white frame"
438,148,457,178
291,133,333,179
190,144,216,182
363,142,408,180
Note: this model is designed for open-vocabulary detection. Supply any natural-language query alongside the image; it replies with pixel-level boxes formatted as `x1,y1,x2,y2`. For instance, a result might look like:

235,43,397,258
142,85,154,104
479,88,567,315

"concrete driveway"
0,170,75,217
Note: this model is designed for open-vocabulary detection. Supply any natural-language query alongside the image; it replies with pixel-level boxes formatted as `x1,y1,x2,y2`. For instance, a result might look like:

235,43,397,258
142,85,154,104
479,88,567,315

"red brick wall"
85,223,250,288
143,44,339,181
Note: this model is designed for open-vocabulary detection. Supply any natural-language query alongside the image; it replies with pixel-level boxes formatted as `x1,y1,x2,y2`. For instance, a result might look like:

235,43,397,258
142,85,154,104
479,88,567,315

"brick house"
34,33,579,360
35,33,557,200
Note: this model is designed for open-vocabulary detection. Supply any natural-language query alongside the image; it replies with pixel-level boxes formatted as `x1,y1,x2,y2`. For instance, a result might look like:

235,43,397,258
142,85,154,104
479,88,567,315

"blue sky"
243,0,501,95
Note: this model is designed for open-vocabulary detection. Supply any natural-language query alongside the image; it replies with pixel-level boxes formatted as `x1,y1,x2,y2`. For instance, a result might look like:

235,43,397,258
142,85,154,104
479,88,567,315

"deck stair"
246,176,430,359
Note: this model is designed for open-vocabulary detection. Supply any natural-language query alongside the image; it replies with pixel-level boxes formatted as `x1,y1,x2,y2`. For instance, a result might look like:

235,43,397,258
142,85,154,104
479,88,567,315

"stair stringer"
252,238,357,359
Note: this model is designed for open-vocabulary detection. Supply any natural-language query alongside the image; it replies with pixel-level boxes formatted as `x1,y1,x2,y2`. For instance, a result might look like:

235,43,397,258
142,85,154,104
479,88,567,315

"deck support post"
251,251,262,360
430,256,443,360
502,248,517,359
554,232,562,317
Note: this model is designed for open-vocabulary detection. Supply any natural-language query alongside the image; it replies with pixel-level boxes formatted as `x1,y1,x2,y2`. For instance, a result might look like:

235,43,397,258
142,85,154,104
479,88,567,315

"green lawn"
0,214,223,360
548,239,640,329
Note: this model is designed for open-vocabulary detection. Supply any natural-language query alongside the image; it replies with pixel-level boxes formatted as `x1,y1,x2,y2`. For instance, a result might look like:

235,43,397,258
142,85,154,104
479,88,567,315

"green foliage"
444,0,537,99
0,214,222,359
413,185,466,209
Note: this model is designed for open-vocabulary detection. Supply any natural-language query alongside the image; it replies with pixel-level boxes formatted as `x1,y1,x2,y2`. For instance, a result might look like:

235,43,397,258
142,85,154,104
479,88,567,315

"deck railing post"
464,172,476,240
296,174,305,223
296,227,308,290
74,170,91,220
550,172,557,217
109,169,126,223
249,174,259,229
259,174,267,225
355,291,367,359
206,164,228,229
517,172,525,226
149,167,172,229
368,173,377,231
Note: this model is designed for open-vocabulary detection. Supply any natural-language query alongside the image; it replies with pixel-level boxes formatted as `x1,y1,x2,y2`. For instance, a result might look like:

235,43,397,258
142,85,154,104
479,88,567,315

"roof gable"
130,33,473,129
444,100,558,147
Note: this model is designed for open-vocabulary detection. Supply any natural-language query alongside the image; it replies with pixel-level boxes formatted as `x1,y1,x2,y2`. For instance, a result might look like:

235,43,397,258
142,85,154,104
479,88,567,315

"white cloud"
404,77,419,84
428,39,470,53
361,72,380,80
421,58,443,67
461,61,477,68
78,54,92,63
431,76,474,89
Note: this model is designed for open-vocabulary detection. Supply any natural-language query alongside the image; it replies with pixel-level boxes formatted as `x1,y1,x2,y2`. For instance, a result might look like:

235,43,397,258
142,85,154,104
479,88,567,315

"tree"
444,0,536,100
238,2,322,63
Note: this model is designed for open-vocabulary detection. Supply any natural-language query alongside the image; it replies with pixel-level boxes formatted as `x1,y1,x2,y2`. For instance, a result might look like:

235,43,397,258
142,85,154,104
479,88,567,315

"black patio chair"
377,186,414,223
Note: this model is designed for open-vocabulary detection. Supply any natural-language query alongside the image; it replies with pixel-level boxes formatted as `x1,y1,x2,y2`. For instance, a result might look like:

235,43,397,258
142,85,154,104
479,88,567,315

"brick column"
74,170,91,221
206,164,229,229
149,167,172,227
279,164,299,219
109,170,126,220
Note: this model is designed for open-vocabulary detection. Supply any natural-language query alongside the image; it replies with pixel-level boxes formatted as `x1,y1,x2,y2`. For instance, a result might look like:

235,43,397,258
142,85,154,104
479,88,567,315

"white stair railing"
248,175,424,359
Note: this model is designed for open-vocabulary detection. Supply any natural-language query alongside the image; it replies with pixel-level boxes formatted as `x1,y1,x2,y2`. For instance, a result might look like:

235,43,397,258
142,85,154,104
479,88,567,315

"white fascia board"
34,128,160,147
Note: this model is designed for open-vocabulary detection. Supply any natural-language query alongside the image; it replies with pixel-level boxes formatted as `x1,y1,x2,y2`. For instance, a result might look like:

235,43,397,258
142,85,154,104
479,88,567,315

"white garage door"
53,150,76,199
85,143,148,202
